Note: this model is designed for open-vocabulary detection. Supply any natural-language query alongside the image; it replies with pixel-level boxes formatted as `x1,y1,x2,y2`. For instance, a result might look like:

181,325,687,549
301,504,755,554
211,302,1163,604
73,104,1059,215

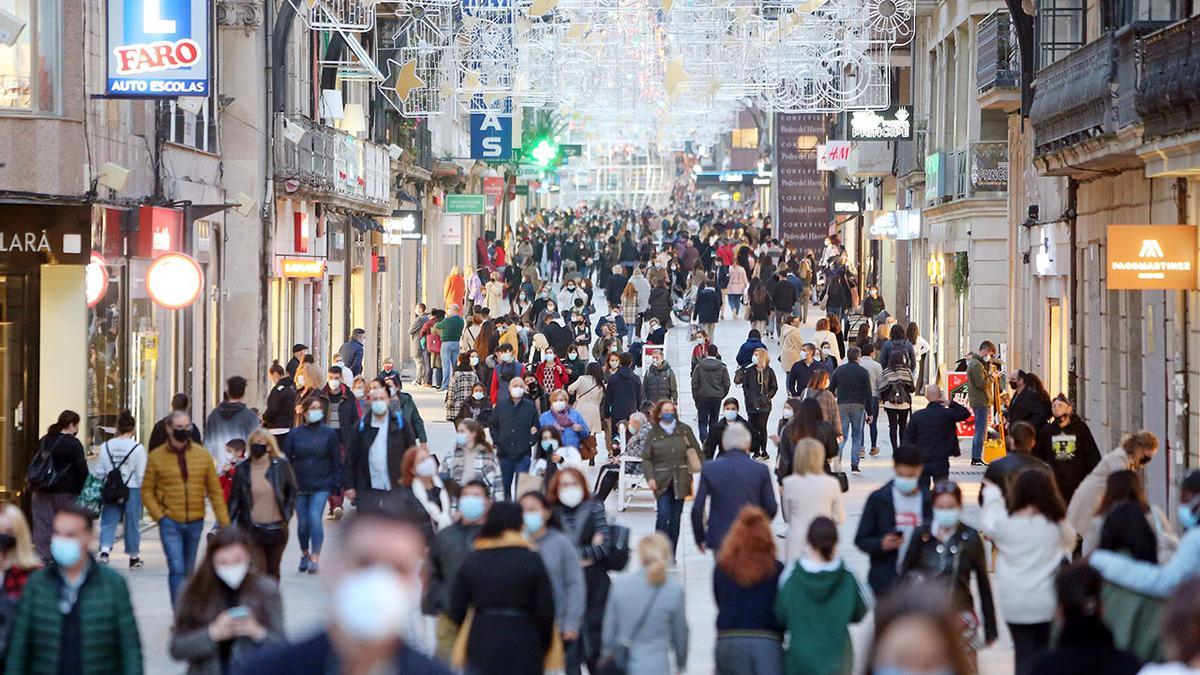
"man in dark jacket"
769,273,797,338
148,392,203,450
602,354,643,426
323,366,361,445
691,344,731,442
540,315,574,357
735,329,767,368
338,328,367,377
604,265,628,307
691,424,777,553
903,384,972,488
489,382,539,500
787,343,828,397
204,376,262,465
343,388,417,510
829,347,873,472
854,444,932,597
702,398,752,460
642,353,678,404
286,343,308,378
694,282,722,335
423,480,490,661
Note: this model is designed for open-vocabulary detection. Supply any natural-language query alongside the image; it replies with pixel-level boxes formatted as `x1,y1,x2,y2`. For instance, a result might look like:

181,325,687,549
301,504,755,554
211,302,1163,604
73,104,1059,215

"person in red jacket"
534,348,570,412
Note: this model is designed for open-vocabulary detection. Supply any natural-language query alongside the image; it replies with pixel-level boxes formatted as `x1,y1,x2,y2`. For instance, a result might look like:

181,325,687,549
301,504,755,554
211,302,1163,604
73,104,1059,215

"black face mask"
1138,454,1153,467
250,443,269,459
171,428,191,443
0,533,16,554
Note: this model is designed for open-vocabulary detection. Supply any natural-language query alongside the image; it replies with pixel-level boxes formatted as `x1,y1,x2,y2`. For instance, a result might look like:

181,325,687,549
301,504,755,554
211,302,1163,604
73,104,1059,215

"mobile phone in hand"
227,606,250,620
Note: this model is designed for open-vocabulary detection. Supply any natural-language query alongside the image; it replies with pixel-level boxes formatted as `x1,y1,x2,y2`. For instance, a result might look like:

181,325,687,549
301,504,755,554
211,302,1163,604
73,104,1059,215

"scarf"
659,420,677,434
550,407,574,429
473,530,533,551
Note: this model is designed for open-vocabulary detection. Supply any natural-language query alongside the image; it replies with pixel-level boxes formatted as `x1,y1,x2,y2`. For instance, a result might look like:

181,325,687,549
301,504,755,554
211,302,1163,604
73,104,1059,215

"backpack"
26,435,64,492
100,442,137,504
884,379,912,406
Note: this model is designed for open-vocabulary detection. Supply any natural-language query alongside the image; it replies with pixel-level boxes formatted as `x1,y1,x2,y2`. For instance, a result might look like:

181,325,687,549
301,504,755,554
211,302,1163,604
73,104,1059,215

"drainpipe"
1067,177,1079,404
1175,177,1191,481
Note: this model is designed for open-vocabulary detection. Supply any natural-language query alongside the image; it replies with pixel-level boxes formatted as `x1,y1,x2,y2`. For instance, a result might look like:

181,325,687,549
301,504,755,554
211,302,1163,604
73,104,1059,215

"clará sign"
1106,225,1197,290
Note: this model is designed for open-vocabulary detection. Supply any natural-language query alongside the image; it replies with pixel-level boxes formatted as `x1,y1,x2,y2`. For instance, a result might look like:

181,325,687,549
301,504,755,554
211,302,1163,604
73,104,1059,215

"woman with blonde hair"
445,265,466,310
292,362,324,424
227,430,296,579
601,534,688,675
781,439,846,562
0,504,40,602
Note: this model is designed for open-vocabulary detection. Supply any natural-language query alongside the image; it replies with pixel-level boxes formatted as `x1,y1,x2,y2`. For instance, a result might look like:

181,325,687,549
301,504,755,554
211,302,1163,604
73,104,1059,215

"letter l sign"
143,0,176,34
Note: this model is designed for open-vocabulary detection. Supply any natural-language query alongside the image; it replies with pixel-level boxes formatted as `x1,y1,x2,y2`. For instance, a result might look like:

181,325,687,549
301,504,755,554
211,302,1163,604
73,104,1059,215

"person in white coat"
95,409,148,567
1066,430,1159,538
982,469,1076,675
781,438,846,562
567,363,606,449
402,446,453,532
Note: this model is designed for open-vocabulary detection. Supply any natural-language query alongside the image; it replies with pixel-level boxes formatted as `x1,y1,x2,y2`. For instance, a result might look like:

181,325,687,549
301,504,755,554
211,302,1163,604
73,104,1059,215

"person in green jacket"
436,305,467,391
775,516,870,675
965,340,998,466
6,504,143,675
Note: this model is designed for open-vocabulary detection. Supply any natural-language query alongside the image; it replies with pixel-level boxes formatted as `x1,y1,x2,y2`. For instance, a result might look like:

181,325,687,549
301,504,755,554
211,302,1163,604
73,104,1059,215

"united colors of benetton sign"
1107,225,1197,290
106,0,210,96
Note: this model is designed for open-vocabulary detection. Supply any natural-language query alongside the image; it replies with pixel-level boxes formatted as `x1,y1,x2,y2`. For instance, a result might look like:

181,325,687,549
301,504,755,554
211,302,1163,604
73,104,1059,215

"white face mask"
415,457,438,478
328,378,341,389
500,353,514,363
214,561,250,590
472,391,485,401
334,566,414,643
470,356,480,366
558,485,585,508
510,387,525,399
551,400,567,412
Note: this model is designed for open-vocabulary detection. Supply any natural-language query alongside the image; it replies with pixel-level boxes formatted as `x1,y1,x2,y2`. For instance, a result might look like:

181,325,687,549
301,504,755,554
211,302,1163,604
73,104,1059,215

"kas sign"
470,112,514,161
106,0,210,97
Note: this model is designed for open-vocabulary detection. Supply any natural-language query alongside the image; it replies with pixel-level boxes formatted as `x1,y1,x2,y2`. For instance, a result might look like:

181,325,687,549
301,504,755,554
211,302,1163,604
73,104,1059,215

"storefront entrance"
0,273,37,501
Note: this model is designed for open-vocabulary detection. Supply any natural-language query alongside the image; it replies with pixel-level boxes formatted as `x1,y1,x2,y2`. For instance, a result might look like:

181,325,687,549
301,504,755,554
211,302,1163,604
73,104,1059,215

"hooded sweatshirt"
775,559,869,675
691,357,731,401
204,401,260,464
1034,414,1102,503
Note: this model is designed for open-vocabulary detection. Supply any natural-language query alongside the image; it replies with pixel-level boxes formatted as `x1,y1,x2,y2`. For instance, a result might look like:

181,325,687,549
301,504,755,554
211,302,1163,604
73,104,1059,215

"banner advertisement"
947,372,977,438
774,113,829,250
106,0,211,96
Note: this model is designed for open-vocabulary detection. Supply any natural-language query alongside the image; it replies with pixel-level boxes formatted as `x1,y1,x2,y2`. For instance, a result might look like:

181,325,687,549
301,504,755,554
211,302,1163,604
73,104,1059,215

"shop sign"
831,187,864,214
382,211,422,244
106,0,211,97
280,258,325,278
85,252,109,307
515,184,529,196
483,177,505,208
1107,225,1197,289
871,210,921,240
816,142,852,171
444,194,485,215
146,252,203,309
0,204,90,265
442,215,463,245
774,113,829,248
970,142,1008,192
134,206,182,258
946,372,978,438
846,105,913,141
469,112,514,161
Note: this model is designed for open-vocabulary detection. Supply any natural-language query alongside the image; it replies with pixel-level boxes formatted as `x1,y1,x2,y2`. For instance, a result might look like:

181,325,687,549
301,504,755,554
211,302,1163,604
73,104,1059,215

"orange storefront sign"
280,258,325,278
1107,225,1197,290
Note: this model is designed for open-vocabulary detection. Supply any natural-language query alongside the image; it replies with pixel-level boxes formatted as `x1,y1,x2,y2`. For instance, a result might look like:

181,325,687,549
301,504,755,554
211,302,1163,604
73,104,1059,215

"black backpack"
100,443,137,505
885,380,912,406
26,435,64,492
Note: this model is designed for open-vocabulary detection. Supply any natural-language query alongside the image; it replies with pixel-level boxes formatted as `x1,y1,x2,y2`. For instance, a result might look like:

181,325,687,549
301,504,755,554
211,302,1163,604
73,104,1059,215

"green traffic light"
531,138,558,167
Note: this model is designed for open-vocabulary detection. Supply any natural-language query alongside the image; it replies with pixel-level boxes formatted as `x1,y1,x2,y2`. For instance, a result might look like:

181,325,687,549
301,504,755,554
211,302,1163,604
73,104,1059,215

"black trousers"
885,407,910,451
748,411,770,458
696,398,721,442
1008,622,1051,675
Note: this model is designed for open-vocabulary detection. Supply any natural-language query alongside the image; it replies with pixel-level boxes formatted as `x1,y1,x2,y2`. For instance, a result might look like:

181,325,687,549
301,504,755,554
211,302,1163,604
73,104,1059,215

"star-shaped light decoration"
528,0,557,17
664,58,689,98
393,59,425,101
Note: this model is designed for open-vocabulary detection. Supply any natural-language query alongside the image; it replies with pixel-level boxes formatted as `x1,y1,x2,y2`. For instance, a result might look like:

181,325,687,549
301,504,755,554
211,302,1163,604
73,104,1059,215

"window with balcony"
1036,0,1086,68
0,0,61,113
1104,0,1186,30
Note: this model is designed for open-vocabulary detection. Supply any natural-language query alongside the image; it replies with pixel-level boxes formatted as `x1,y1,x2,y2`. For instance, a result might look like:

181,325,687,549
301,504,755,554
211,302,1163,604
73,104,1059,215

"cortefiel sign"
1107,225,1197,290
106,0,210,97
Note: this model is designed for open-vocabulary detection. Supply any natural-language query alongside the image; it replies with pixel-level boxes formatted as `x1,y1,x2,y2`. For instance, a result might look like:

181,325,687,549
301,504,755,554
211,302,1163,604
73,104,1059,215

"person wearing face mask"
28,410,88,560
400,448,452,532
1089,471,1200,600
263,364,297,441
702,398,750,461
854,444,932,597
521,491,587,672
206,376,266,468
0,503,39,654
445,354,480,422
342,387,418,511
642,351,679,406
539,390,590,451
603,353,644,435
591,323,621,363
449,502,557,675
227,431,296,580
489,378,541,501
321,365,360,444
1029,563,1142,675
563,345,586,384
144,410,231,607
899,481,997,662
981,469,1076,674
93,410,147,568
547,469,612,675
642,400,702,555
236,504,454,675
283,398,342,575
1034,393,1102,505
455,383,494,426
534,350,571,412
424,481,492,661
444,420,503,500
735,347,778,461
488,343,525,406
170,527,284,674
1067,430,1159,539
690,344,731,444
964,340,999,466
5,506,142,674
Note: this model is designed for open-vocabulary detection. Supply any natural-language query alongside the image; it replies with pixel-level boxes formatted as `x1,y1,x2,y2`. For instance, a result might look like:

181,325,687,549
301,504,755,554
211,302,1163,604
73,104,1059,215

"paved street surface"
122,304,1014,674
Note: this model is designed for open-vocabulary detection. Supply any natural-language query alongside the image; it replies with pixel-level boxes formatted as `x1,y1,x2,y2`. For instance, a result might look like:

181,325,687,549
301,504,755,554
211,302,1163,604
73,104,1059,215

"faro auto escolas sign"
106,0,210,97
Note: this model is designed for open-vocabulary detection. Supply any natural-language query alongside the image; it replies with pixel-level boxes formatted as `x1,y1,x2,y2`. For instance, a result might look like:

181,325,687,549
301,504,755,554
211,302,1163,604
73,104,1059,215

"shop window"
87,265,125,445
1036,0,1086,68
0,0,61,113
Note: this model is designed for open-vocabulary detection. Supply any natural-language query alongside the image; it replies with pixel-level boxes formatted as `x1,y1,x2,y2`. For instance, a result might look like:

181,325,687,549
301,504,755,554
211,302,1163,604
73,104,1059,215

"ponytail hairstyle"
48,410,80,435
638,533,673,587
807,516,839,562
116,410,136,435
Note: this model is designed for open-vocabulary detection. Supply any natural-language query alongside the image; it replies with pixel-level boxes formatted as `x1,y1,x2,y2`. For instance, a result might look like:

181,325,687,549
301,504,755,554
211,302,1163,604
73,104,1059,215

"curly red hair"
716,506,777,586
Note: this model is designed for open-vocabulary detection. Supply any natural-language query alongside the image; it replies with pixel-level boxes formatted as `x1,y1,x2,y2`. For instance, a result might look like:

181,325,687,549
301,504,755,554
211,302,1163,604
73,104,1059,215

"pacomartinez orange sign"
1107,225,1197,290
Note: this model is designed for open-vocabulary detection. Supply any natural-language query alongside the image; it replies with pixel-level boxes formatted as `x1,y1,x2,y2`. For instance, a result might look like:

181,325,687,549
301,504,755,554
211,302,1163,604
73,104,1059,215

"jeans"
499,455,531,501
865,397,880,449
99,488,142,556
727,294,743,315
160,517,204,607
296,490,332,555
715,636,785,675
655,490,685,555
1008,622,1052,675
885,407,910,451
440,342,461,389
696,399,721,443
839,404,866,468
971,406,989,461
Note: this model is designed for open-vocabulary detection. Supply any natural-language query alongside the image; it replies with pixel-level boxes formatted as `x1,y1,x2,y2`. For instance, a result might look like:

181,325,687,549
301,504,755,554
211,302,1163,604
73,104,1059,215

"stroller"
672,284,697,325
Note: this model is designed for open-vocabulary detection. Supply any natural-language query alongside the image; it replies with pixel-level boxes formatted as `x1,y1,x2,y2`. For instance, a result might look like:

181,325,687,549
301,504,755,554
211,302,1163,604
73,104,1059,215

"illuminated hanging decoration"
146,253,205,310
85,252,108,308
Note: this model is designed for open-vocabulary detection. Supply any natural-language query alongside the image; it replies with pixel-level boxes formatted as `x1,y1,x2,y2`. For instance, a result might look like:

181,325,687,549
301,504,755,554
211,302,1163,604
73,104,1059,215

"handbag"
595,585,662,675
579,434,599,460
76,474,104,517
829,456,850,493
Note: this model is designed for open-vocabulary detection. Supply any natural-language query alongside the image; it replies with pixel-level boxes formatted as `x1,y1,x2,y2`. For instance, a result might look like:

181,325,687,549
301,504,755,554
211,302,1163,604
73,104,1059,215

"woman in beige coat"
780,315,805,374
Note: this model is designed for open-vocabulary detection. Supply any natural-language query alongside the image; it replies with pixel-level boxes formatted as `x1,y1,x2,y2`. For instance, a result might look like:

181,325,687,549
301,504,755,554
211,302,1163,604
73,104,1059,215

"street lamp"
927,253,946,286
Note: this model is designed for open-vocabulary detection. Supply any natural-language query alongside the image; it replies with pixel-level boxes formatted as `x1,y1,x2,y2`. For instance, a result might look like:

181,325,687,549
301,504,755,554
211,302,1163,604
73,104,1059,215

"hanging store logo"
1107,225,1197,290
106,0,210,97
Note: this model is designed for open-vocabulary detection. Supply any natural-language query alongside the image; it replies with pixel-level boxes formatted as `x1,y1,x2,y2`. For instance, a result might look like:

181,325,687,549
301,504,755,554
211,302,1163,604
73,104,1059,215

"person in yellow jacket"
143,410,231,608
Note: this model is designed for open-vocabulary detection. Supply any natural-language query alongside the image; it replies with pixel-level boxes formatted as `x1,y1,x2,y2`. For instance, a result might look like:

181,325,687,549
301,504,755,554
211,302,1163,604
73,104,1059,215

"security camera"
0,9,26,48
97,162,130,192
388,144,404,160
